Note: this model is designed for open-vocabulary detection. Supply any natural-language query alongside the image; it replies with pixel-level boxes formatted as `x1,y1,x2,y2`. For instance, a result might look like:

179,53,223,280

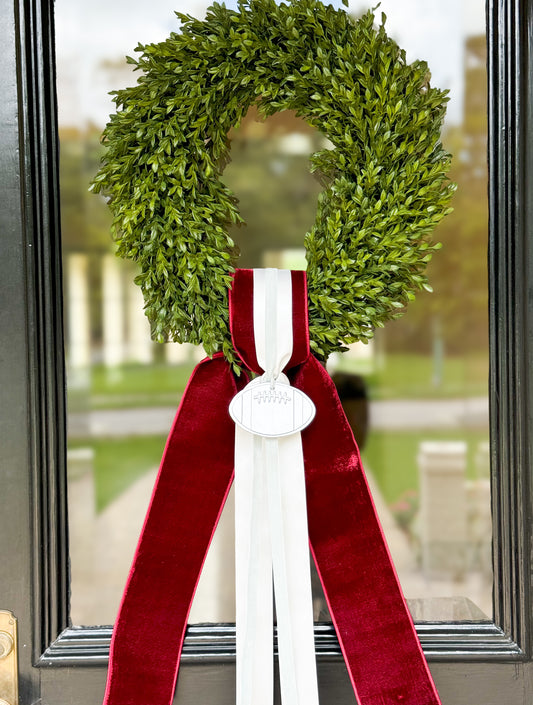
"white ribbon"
233,269,320,705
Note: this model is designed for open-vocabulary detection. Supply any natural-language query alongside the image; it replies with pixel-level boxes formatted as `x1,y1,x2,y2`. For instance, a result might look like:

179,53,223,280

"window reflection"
57,0,490,626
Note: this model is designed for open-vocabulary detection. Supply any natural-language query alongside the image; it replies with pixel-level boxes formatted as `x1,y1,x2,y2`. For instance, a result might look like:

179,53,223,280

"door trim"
14,0,70,663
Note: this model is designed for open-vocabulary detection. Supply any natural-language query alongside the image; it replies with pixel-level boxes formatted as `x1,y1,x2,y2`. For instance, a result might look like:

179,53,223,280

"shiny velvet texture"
103,270,441,705
292,356,441,705
102,354,246,705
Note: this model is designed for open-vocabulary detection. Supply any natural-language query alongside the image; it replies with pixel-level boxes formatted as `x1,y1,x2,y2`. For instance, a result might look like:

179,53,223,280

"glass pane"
342,0,491,622
56,0,490,626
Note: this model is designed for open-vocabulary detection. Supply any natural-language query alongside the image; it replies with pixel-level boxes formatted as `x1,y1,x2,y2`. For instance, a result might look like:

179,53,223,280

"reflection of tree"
60,105,325,264
225,109,323,268
60,125,113,346
385,35,488,356
59,106,324,344
60,54,136,253
60,125,111,253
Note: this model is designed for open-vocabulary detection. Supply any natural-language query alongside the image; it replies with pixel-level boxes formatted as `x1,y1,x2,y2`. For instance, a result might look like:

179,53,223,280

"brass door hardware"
0,611,18,705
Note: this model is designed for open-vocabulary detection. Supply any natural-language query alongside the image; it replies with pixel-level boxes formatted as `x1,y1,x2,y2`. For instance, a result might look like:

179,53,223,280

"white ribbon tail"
267,434,319,705
235,427,274,705
234,268,320,705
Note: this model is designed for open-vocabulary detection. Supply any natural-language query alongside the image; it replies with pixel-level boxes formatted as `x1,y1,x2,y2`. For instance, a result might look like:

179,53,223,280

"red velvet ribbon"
103,269,441,705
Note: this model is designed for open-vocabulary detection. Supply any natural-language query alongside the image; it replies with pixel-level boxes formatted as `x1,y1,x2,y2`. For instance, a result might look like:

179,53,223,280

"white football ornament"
229,377,316,438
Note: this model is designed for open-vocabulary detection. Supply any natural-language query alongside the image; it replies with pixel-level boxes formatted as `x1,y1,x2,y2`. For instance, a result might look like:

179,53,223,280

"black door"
1,1,533,703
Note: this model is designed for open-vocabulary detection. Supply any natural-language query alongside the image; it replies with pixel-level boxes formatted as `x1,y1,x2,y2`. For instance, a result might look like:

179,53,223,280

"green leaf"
91,0,454,364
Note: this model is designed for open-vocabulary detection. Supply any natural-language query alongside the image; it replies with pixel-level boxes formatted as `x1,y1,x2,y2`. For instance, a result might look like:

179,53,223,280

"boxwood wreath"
91,0,455,368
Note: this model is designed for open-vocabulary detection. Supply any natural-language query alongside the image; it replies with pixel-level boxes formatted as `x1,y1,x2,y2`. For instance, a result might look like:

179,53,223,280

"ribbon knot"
230,268,310,376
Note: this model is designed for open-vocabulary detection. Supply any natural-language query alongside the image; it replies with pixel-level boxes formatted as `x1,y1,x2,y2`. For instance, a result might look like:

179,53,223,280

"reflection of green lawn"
364,354,488,400
70,435,167,512
363,429,489,506
89,363,195,409
83,354,489,409
70,429,489,515
68,354,490,512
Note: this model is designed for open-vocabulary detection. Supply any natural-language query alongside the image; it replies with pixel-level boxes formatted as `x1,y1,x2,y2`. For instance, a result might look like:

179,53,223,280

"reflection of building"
418,440,491,582
56,55,84,127
230,106,317,141
419,442,468,576
66,254,204,369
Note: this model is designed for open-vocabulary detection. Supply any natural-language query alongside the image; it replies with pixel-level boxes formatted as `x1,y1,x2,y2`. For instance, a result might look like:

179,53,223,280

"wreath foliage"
91,0,455,366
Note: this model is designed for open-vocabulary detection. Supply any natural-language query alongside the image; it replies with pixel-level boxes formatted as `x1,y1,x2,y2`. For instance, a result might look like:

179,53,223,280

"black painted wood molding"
15,0,69,662
39,623,522,667
487,0,533,659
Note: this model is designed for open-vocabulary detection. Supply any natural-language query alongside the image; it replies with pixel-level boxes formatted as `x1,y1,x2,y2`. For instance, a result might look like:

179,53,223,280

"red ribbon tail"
103,353,245,705
293,355,442,705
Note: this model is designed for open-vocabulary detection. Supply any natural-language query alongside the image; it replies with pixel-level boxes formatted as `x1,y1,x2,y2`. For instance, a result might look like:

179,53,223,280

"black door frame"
1,0,533,702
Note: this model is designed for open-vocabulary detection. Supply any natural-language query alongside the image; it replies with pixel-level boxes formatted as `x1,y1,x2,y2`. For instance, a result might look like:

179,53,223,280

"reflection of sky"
55,0,485,128
350,0,485,124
